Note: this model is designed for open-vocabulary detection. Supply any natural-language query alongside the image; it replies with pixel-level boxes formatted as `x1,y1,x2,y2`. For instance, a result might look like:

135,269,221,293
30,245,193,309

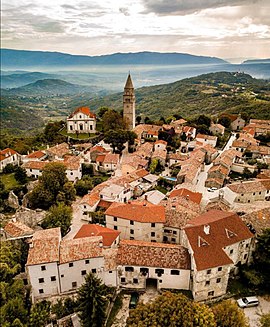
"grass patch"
106,292,123,327
155,185,168,194
0,173,20,191
227,278,255,298
60,129,100,140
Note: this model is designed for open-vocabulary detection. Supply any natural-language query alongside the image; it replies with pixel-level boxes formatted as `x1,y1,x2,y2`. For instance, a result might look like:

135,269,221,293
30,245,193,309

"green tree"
104,129,128,153
136,116,142,125
218,116,231,128
149,158,159,174
75,176,93,197
14,167,27,184
212,300,248,327
76,273,112,327
82,163,94,177
3,164,16,174
44,121,66,143
197,115,211,127
51,297,76,320
127,292,216,327
28,162,76,209
29,300,51,327
97,107,110,118
41,202,72,236
102,110,127,132
0,297,28,326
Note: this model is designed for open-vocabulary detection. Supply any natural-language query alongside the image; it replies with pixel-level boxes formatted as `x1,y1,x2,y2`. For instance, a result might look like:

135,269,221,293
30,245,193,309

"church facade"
123,74,135,130
67,106,96,134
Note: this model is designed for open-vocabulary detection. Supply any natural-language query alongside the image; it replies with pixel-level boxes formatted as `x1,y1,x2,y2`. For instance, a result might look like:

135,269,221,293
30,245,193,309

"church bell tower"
123,73,135,130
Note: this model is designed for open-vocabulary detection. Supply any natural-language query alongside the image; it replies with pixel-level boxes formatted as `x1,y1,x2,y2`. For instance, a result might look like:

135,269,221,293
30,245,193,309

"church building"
67,106,96,134
123,74,135,130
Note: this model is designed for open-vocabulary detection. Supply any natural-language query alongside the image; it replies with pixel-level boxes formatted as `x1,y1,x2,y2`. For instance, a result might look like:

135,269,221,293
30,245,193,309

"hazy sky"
1,0,270,60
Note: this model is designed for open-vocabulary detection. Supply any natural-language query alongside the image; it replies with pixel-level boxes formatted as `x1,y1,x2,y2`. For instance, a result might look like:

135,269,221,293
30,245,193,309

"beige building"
183,210,254,301
67,106,96,134
105,200,165,242
209,123,225,136
0,148,20,171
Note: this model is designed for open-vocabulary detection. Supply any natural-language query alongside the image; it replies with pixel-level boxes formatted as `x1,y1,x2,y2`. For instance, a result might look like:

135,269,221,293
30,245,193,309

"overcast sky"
1,0,270,61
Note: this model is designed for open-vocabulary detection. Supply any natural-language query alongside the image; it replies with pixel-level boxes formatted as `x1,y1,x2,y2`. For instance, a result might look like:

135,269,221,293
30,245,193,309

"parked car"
237,296,259,308
129,292,139,309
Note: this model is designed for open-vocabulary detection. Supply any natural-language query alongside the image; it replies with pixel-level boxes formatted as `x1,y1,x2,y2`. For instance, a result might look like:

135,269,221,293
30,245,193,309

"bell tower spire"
123,73,135,130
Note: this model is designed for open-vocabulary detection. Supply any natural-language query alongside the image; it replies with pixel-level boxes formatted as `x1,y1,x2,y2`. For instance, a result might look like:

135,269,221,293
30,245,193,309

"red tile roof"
26,228,61,265
105,200,166,223
169,188,202,204
68,106,96,119
4,221,33,238
0,148,18,161
184,210,254,271
117,239,191,269
26,151,46,159
74,224,120,246
60,236,103,263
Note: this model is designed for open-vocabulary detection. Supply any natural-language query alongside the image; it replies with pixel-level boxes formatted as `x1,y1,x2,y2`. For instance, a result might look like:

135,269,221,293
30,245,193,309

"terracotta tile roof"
117,239,191,269
4,221,34,238
135,142,153,158
96,154,106,163
196,134,217,141
26,228,61,265
105,200,166,223
205,177,224,187
68,106,96,119
250,119,270,125
98,200,113,209
209,164,230,176
80,191,100,207
133,124,161,138
185,210,254,270
26,150,46,159
0,148,18,161
47,143,70,158
152,149,167,160
74,224,120,247
169,152,189,161
182,126,196,134
122,154,148,169
90,145,107,153
103,153,120,164
60,236,103,264
23,160,50,170
242,207,270,235
169,188,202,204
155,140,167,145
171,118,187,126
134,168,149,178
200,144,218,155
227,179,270,193
63,155,81,170
210,123,225,131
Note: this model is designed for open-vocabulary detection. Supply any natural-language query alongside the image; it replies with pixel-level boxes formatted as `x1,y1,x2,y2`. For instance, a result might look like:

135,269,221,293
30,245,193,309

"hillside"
2,79,93,96
85,71,270,120
1,49,227,68
0,72,57,88
243,59,270,64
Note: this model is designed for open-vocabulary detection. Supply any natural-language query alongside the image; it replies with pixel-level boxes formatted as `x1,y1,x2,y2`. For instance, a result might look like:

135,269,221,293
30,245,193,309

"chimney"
144,194,148,201
204,225,210,235
99,240,103,248
186,194,189,200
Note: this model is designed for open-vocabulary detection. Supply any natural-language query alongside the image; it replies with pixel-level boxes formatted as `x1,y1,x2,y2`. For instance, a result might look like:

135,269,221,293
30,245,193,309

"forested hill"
83,71,270,120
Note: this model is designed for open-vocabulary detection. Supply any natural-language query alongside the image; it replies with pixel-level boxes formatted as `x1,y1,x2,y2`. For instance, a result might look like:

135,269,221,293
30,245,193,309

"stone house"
22,150,47,163
196,134,217,148
100,183,132,203
67,106,96,134
96,153,120,172
168,152,189,167
182,126,196,141
79,191,101,221
0,148,20,171
46,143,70,161
183,210,254,301
209,123,225,136
117,240,191,291
220,114,245,131
105,200,165,242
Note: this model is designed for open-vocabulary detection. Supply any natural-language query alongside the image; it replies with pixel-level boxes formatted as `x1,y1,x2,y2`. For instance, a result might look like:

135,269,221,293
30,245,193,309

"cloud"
142,0,260,15
119,7,130,16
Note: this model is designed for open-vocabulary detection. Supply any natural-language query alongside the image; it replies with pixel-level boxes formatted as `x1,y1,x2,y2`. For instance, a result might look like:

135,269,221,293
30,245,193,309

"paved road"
242,296,270,327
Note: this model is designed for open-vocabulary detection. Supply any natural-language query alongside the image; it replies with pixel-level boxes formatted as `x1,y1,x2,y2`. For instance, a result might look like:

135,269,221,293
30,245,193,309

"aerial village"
1,74,270,323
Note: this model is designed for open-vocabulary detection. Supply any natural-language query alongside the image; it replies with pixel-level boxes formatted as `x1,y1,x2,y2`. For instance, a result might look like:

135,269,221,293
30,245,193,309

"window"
109,271,113,274
121,277,126,283
130,237,134,240
246,244,249,248
171,238,176,243
39,278,44,283
51,276,56,281
205,281,210,286
61,274,64,278
72,282,77,288
130,229,134,235
155,269,164,277
171,270,180,275
207,269,211,274
151,232,155,237
114,226,118,230
70,126,73,130
125,267,134,272
208,291,214,297
217,278,221,283
39,289,44,294
140,268,149,275
114,217,117,222
151,223,155,228
230,249,234,254
81,270,87,276
163,236,168,242
84,205,87,209
173,231,177,235
92,269,97,273
244,254,248,259
218,267,222,272
259,192,261,195
85,259,90,264
70,172,73,175
253,192,255,195
69,263,74,267
130,220,134,225
133,278,138,284
41,265,46,271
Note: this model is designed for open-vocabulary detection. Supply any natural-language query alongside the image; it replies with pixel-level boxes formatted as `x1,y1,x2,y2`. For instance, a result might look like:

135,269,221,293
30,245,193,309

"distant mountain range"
1,49,228,68
243,59,270,64
1,79,92,96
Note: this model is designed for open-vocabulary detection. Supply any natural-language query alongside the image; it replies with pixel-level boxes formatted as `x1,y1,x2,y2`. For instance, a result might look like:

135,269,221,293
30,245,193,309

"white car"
207,187,217,192
237,296,259,308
